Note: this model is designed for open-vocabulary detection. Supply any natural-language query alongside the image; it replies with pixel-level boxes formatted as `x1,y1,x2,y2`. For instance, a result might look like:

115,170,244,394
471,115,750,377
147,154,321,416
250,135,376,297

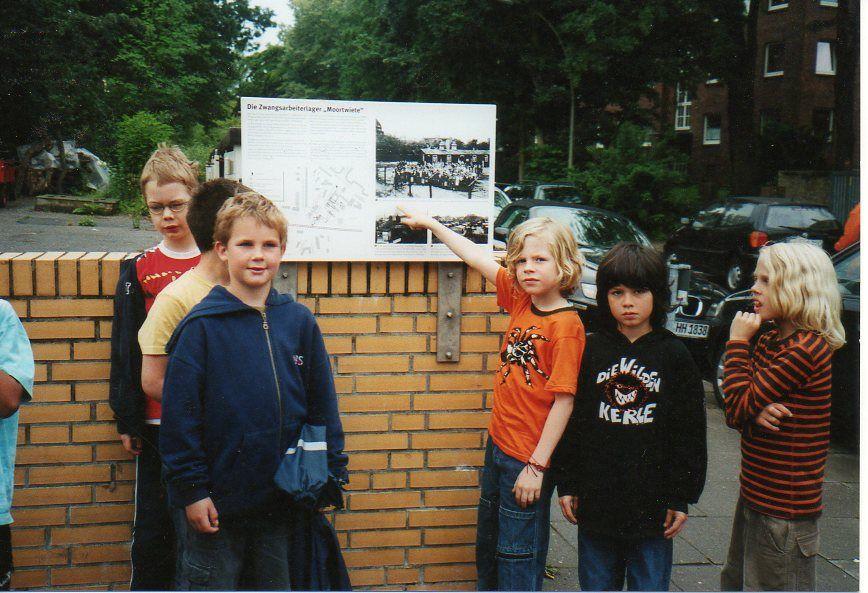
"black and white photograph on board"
374,213,428,245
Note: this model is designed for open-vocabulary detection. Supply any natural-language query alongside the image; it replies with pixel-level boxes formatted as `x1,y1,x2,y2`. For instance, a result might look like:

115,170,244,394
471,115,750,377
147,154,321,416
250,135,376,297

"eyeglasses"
147,201,190,215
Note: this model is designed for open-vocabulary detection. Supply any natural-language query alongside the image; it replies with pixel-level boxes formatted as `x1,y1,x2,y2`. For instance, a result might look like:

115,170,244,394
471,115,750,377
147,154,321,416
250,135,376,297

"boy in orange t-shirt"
398,206,585,591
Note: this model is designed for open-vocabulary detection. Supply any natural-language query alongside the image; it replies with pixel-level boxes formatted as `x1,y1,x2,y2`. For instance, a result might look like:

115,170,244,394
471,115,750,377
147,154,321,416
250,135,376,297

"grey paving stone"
678,516,735,565
543,566,579,591
824,451,860,484
692,481,740,518
829,559,859,580
819,517,860,560
670,564,723,592
821,482,860,518
816,556,860,591
674,536,711,565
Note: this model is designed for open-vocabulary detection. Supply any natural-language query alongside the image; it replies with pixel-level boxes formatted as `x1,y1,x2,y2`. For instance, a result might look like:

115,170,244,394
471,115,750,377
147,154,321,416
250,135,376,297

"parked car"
664,197,842,291
493,187,511,215
493,200,729,364
701,242,859,447
499,181,584,204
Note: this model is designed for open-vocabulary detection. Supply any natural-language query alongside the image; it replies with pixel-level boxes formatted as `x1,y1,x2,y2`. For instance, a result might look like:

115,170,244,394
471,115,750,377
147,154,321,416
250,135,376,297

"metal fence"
829,170,860,223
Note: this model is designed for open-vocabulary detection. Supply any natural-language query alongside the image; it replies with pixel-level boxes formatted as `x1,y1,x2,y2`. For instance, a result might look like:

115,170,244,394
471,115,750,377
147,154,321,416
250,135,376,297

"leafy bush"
113,112,175,204
523,144,568,182
568,123,702,240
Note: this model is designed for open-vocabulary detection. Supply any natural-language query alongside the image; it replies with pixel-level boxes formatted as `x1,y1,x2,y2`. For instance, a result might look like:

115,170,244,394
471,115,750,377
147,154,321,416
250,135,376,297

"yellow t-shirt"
138,268,216,356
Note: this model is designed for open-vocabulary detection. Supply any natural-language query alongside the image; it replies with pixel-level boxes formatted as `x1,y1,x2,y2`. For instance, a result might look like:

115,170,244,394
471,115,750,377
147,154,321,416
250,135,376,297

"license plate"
674,321,709,338
786,236,822,248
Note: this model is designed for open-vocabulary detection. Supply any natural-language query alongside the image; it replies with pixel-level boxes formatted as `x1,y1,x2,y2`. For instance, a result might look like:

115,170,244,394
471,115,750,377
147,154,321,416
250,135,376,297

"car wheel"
725,258,744,291
713,341,726,408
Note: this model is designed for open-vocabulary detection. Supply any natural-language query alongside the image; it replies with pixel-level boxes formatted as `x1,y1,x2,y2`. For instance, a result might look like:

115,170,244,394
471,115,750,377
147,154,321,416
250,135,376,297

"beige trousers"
720,497,820,591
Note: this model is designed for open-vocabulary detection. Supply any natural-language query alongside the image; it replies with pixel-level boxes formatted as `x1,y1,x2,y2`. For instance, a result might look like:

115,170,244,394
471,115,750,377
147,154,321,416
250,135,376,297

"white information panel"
241,97,496,261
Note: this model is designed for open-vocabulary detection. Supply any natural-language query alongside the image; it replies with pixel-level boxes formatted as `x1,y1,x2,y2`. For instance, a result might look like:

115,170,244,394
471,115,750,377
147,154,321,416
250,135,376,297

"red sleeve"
835,203,860,251
495,266,516,312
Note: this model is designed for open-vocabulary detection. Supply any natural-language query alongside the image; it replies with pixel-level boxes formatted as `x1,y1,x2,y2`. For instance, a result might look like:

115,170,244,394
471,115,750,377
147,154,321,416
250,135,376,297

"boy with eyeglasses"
109,144,200,590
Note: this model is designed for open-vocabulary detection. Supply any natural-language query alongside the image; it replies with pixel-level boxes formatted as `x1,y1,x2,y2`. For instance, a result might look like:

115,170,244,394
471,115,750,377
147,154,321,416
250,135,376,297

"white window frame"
703,115,722,145
815,41,836,75
675,83,692,131
768,0,788,10
764,43,785,77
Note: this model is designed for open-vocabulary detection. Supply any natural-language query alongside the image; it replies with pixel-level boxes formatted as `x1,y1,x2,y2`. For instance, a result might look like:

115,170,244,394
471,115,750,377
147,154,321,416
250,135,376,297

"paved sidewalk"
544,385,859,591
0,195,157,252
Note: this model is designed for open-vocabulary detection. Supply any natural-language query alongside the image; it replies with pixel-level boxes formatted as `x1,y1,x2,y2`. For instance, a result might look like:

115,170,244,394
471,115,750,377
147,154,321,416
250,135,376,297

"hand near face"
730,311,761,342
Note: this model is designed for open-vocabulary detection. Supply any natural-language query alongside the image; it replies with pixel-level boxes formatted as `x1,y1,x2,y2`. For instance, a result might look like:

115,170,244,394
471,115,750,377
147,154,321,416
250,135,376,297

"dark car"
498,181,584,204
493,200,729,364
665,197,842,291
702,242,859,447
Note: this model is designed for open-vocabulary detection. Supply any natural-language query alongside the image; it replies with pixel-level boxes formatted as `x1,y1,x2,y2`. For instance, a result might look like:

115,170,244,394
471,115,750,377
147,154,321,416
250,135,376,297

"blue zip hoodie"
159,285,348,518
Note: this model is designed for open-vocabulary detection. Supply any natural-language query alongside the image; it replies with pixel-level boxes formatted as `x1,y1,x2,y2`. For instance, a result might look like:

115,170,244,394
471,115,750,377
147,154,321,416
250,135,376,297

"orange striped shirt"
723,329,833,519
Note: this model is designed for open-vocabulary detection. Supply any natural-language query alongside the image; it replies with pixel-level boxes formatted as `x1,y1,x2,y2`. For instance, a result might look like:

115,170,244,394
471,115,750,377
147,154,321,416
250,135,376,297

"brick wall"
0,253,504,590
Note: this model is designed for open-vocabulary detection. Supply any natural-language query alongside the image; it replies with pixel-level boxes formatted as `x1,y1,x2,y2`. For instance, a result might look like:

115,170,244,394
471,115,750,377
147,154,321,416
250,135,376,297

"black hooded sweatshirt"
552,327,707,539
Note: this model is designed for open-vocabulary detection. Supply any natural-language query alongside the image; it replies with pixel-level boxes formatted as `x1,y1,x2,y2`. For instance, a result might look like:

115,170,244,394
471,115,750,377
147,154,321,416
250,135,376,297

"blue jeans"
177,511,291,591
476,437,553,591
579,531,673,591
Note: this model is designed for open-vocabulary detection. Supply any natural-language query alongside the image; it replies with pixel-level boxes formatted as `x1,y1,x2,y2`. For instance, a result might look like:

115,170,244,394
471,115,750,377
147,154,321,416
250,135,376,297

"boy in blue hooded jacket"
160,192,348,590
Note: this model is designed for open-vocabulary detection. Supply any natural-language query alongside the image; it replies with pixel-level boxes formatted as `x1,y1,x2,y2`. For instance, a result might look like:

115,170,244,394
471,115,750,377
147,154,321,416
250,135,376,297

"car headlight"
707,300,724,318
581,282,597,300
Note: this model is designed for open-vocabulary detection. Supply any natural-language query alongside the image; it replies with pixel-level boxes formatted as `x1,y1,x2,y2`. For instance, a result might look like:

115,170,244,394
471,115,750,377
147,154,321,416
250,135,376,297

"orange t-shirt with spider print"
489,267,585,463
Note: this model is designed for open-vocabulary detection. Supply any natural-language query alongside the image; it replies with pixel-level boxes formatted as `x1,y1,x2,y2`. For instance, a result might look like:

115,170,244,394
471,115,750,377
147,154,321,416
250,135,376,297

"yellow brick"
15,485,92,506
58,253,85,295
391,414,425,431
35,252,63,296
95,402,115,421
410,470,478,488
78,252,106,296
31,384,71,402
390,451,424,469
29,299,113,318
407,263,425,292
348,490,421,511
347,453,389,471
72,423,118,442
408,545,475,564
33,364,48,382
12,253,41,296
0,256,10,296
351,529,421,549
356,375,426,393
75,382,109,401
348,568,385,587
356,335,427,353
310,262,328,294
428,412,490,430
334,511,407,531
457,334,502,352
349,262,368,294
331,262,349,294
413,393,484,411
316,316,377,334
378,316,414,332
387,568,421,585
334,376,353,393
465,268,483,293
23,320,94,340
29,464,112,485
394,296,428,312
461,295,500,313
424,527,477,545
345,432,408,451
339,394,411,413
423,564,476,583
370,262,387,293
412,355,484,372
460,316,488,332
29,425,70,444
319,296,391,314
100,252,126,296
411,432,482,450
30,342,70,361
98,320,112,338
16,445,92,465
372,471,407,490
70,504,134,525
388,263,406,293
490,316,510,332
416,315,436,333
51,362,110,381
73,341,111,360
341,414,390,433
295,261,309,295
428,450,485,468
429,374,492,392
338,355,410,374
323,336,352,354
20,403,91,424
424,489,480,508
343,549,405,569
345,473,370,491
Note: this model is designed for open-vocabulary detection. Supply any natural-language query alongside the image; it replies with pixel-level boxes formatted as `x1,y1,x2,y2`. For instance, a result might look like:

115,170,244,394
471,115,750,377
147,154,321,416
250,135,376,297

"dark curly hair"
187,178,250,252
596,242,671,330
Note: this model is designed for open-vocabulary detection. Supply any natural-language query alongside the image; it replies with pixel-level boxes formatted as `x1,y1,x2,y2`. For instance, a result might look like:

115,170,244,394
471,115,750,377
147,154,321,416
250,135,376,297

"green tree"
112,112,174,203
568,123,701,239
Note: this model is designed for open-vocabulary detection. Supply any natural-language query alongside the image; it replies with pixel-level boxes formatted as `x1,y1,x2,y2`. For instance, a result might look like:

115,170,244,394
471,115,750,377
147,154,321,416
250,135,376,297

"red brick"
372,472,407,490
423,564,476,583
424,489,480,508
95,443,132,461
70,504,134,524
95,483,134,502
71,543,131,564
11,507,67,527
51,563,131,586
348,490,421,511
343,549,405,569
387,567,421,585
409,509,477,527
390,452,424,469
348,568,385,587
10,568,49,589
14,547,68,567
11,527,45,546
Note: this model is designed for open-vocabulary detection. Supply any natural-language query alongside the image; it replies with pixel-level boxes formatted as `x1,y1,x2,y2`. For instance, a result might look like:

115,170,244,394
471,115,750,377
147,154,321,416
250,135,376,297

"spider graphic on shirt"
498,325,550,386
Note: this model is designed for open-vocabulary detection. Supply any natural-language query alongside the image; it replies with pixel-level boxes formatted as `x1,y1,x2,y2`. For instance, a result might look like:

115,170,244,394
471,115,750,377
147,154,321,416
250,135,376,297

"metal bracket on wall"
437,262,464,362
274,262,299,300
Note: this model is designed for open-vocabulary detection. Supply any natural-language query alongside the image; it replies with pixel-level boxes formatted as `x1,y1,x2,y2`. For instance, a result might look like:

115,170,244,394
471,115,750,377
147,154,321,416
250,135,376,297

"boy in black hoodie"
552,242,707,591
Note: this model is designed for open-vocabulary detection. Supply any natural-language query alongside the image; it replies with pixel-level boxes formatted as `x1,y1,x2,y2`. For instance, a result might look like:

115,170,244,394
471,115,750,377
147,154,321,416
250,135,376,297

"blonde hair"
757,242,845,350
504,217,584,295
213,192,288,247
139,144,200,196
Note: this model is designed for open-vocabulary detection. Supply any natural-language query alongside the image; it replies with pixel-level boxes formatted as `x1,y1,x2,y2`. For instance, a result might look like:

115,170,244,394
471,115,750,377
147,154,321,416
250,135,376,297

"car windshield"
539,186,581,201
835,249,860,296
535,206,650,249
764,206,838,232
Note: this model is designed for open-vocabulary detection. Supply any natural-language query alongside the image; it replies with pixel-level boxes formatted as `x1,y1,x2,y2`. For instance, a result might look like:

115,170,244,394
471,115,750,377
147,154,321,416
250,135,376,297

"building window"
816,41,836,74
760,109,780,134
675,84,692,131
706,78,720,85
813,109,834,143
768,0,788,10
764,43,785,77
819,0,838,6
703,114,722,145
